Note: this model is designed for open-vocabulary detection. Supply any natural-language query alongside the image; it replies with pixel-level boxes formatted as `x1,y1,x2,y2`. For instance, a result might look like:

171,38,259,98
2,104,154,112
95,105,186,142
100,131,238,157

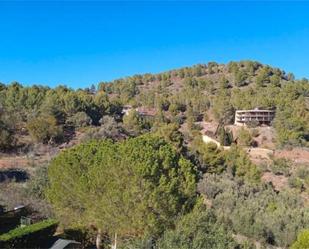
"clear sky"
0,1,308,88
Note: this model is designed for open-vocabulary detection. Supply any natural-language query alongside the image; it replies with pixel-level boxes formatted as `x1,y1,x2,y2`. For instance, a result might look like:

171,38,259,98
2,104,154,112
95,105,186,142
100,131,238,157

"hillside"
100,61,309,145
1,60,309,248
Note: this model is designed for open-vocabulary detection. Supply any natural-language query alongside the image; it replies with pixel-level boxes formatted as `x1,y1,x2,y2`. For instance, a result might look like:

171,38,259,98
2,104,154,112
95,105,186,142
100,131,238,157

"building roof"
236,109,275,113
50,239,81,249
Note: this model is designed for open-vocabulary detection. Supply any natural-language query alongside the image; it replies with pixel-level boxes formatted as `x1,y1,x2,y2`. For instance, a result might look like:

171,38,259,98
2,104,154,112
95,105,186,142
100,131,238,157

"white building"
234,108,275,126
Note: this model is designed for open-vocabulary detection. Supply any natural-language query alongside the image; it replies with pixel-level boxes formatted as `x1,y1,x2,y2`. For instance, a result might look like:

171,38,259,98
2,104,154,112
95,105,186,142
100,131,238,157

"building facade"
234,108,275,126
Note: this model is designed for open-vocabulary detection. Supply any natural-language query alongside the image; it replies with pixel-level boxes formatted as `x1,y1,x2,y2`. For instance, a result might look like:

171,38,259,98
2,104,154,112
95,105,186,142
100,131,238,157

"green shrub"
218,127,234,146
237,128,253,147
291,229,309,249
26,164,49,199
0,121,14,150
123,109,150,134
190,137,226,174
66,111,92,128
83,116,124,141
198,174,309,248
269,158,291,176
224,146,261,184
296,166,309,180
0,219,58,248
27,115,63,144
288,177,304,191
157,203,237,249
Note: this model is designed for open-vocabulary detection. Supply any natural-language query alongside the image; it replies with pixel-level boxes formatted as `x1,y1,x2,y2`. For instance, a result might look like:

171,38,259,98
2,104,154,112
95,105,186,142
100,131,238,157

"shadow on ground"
0,169,29,183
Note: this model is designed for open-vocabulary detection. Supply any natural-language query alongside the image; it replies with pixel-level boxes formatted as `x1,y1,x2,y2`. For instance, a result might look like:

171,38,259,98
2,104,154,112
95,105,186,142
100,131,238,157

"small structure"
234,108,275,126
14,205,25,211
122,105,157,117
50,239,81,249
20,216,32,227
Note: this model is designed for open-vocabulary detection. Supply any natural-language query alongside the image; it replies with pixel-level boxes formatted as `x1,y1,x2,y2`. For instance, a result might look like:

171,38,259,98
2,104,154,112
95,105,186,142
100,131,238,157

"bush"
288,177,304,191
190,137,226,174
123,109,150,135
82,116,125,141
0,219,58,248
198,173,309,248
117,237,153,249
157,203,237,249
0,181,52,219
296,166,309,180
66,111,92,128
269,158,290,176
27,115,62,144
237,128,253,147
0,121,14,150
218,126,233,146
291,229,309,249
223,146,261,184
153,123,184,152
26,165,49,199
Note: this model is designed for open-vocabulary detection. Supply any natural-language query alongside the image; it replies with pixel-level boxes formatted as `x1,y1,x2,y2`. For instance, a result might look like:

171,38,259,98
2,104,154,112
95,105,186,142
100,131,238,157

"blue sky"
0,1,308,88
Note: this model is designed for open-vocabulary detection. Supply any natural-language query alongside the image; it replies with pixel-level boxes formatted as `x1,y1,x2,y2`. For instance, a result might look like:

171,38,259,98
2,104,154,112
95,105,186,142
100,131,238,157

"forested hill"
2,60,308,150
99,61,309,146
1,61,309,249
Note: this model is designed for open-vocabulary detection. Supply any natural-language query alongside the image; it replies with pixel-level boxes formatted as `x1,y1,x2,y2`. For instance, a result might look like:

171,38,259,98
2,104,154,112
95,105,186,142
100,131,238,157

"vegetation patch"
0,219,58,248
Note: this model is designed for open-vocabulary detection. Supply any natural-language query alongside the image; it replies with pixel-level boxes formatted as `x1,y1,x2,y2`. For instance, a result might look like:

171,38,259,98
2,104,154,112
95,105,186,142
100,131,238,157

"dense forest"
1,61,309,248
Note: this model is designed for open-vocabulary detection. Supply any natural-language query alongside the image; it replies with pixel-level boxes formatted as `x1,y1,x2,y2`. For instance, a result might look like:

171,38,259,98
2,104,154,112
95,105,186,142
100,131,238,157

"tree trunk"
112,233,117,249
96,228,103,249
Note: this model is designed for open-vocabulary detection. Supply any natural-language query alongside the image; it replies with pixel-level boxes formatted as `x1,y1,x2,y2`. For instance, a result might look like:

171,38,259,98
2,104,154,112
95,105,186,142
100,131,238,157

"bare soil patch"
274,148,309,164
261,172,288,191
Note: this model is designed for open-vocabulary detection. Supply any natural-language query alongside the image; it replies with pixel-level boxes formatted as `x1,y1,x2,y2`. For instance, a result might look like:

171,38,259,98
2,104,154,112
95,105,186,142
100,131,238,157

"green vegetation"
153,123,184,151
0,219,57,242
274,89,309,146
291,230,309,249
0,120,14,150
122,109,150,134
190,137,226,174
0,83,121,149
223,146,261,184
190,137,260,183
47,135,197,246
237,127,253,147
27,164,49,199
66,111,92,128
269,158,291,176
157,203,237,249
0,219,58,248
1,60,308,248
27,115,62,143
82,116,125,141
100,61,308,146
217,126,233,146
0,61,308,150
198,173,309,248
